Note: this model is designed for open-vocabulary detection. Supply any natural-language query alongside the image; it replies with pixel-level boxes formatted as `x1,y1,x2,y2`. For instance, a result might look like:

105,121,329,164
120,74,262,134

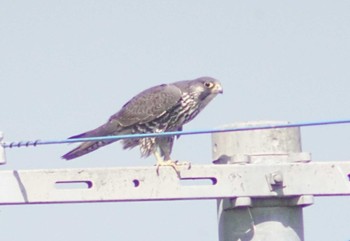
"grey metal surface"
0,161,349,204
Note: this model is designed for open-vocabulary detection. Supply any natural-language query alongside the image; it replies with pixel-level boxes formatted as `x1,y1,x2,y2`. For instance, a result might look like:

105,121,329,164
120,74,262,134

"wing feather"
109,84,182,127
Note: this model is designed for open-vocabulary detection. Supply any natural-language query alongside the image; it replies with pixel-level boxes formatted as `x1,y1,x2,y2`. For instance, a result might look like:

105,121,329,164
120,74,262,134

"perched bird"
62,76,223,171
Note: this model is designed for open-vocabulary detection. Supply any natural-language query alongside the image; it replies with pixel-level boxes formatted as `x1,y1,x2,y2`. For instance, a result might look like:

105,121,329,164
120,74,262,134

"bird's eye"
204,82,214,88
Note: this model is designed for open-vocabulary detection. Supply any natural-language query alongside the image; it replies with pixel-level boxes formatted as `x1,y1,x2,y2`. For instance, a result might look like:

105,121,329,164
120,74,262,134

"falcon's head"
188,76,223,109
194,76,223,96
171,76,223,115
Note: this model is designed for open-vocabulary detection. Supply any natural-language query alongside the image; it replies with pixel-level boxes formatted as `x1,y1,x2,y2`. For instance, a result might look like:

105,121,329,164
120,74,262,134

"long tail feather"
62,139,114,160
62,123,120,160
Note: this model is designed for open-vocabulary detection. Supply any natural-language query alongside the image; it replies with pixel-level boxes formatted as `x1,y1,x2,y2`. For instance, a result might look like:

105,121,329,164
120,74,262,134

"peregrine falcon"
62,76,223,171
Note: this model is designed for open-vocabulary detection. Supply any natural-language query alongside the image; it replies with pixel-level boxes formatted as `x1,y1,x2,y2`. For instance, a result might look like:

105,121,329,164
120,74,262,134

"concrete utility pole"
212,121,311,241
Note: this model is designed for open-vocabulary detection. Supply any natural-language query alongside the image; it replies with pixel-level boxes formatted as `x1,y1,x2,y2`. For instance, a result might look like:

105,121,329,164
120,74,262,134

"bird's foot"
155,159,191,176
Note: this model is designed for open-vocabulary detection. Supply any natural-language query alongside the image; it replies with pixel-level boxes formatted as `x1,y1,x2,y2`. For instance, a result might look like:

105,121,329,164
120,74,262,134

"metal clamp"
0,132,6,165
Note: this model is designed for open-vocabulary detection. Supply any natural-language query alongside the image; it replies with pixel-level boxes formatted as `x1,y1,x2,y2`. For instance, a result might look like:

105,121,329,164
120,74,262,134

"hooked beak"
214,82,223,94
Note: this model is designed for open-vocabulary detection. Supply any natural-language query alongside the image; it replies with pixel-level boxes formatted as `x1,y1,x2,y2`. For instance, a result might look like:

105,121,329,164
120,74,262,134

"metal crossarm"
2,122,350,241
0,162,349,205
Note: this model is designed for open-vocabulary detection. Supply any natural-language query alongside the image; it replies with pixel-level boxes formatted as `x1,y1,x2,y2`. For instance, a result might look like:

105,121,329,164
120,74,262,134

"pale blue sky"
1,1,350,240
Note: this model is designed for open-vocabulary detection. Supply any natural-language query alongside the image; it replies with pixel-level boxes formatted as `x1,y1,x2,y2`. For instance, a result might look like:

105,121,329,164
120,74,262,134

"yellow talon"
153,151,191,176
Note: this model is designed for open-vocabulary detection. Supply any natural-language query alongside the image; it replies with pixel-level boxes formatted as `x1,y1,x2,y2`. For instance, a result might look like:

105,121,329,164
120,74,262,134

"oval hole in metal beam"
180,177,217,186
133,179,140,187
55,181,93,189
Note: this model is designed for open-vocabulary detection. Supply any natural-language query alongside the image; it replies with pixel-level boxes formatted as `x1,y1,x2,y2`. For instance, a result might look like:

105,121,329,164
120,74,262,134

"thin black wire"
2,119,350,149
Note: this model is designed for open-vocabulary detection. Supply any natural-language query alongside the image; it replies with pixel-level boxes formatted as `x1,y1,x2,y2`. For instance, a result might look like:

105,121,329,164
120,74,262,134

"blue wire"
2,119,350,148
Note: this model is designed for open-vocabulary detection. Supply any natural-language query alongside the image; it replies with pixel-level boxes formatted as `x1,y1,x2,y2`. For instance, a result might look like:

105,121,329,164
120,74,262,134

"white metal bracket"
0,161,349,205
